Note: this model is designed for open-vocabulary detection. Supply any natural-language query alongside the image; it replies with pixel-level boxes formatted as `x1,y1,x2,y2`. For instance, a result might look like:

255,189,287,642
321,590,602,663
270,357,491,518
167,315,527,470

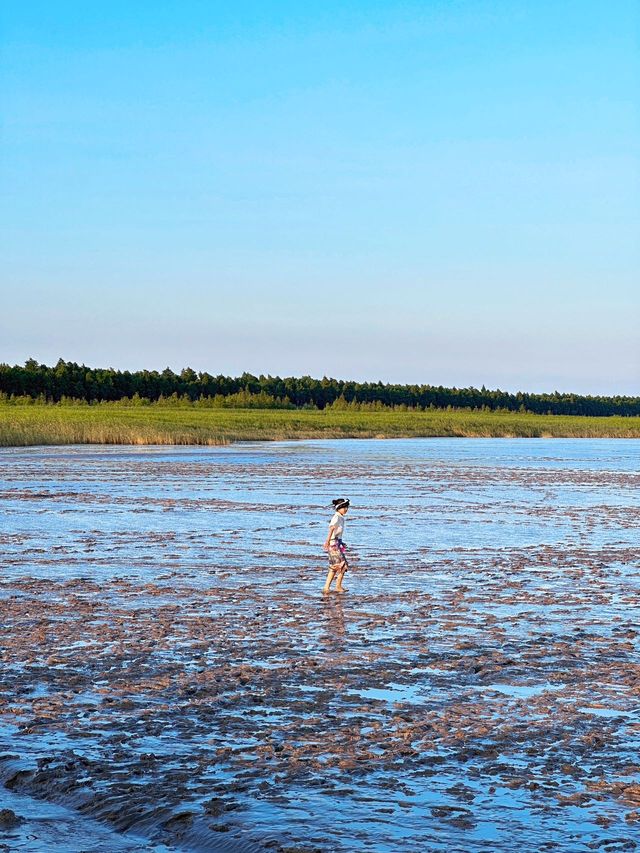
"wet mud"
1,440,639,852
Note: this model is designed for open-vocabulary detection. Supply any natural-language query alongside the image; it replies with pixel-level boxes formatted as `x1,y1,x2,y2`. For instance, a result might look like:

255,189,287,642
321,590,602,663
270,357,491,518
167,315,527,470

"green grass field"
1,403,639,446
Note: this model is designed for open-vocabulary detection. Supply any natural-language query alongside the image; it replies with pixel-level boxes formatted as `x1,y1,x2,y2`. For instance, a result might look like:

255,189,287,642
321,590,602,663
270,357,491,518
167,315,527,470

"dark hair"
332,498,350,510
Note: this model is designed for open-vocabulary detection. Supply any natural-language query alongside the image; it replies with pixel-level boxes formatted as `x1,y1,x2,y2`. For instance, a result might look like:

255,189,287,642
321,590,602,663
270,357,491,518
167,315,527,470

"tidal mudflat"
1,439,639,852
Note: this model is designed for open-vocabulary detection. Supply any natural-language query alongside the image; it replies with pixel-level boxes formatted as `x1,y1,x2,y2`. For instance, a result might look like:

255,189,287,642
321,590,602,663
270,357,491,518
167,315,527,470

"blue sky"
1,1,638,393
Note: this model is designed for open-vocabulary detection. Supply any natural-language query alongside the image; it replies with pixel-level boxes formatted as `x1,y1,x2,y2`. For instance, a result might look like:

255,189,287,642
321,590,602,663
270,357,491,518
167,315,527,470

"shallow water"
1,439,639,852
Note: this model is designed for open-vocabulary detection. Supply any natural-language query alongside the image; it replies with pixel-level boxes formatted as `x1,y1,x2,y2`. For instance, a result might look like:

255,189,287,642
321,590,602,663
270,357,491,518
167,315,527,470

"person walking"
323,498,350,593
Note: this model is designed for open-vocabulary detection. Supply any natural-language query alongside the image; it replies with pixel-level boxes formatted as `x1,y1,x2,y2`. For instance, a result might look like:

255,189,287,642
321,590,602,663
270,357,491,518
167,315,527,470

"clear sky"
1,1,638,394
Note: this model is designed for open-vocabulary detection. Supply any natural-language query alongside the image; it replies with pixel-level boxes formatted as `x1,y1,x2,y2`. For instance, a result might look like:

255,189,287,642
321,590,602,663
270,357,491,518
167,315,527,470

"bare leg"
322,568,336,593
334,565,348,592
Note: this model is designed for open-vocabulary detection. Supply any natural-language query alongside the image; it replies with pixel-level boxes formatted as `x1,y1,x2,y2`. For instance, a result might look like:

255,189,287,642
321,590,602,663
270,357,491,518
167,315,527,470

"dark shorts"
328,539,348,571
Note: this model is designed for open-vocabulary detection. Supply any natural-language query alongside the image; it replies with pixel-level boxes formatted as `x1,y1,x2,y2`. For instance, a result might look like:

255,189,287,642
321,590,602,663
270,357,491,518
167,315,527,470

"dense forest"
0,359,638,416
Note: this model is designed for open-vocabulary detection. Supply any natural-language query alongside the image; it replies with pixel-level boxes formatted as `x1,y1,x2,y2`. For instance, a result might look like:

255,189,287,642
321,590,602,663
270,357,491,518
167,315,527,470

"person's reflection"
321,592,347,644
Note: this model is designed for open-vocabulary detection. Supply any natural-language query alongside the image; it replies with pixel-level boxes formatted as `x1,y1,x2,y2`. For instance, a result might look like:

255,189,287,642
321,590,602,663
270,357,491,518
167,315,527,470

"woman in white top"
322,498,350,593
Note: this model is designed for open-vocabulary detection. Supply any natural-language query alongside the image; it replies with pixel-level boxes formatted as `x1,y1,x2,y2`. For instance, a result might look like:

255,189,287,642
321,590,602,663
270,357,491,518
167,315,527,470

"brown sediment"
1,444,639,851
2,537,640,851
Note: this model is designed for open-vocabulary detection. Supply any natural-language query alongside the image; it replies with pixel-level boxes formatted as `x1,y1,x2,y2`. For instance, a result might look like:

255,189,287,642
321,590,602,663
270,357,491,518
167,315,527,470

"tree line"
0,358,638,416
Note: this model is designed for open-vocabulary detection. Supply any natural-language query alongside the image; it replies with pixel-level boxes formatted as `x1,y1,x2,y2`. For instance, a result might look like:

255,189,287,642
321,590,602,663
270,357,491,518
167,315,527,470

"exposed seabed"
1,440,639,852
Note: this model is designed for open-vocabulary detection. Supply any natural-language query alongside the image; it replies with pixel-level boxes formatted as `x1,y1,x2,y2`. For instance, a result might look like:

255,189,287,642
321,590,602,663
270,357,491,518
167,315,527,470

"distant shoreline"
1,404,639,447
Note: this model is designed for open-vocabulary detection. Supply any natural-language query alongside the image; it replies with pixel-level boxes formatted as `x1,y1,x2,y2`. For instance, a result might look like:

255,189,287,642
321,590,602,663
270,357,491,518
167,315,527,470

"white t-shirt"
329,511,345,541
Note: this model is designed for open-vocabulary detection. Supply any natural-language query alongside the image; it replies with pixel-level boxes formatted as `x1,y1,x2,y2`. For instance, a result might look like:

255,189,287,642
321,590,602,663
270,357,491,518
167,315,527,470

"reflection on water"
1,439,639,852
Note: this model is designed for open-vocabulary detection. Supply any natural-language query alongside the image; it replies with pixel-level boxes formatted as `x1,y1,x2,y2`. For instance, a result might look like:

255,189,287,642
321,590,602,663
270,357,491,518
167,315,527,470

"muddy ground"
1,441,639,852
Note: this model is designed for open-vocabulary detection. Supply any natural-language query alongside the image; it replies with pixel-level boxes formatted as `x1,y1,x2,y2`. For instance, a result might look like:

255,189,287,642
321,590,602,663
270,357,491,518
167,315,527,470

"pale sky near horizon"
1,1,638,394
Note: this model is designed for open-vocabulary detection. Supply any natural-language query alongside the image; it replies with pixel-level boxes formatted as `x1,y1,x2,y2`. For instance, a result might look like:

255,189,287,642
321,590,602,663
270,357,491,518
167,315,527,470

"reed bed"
1,404,639,446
